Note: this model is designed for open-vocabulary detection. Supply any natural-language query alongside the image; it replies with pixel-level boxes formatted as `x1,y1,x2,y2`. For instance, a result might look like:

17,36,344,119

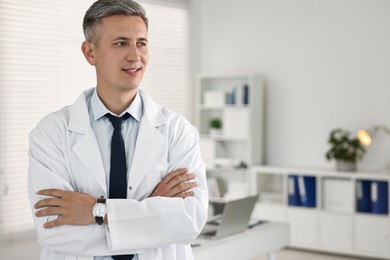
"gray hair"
83,0,148,45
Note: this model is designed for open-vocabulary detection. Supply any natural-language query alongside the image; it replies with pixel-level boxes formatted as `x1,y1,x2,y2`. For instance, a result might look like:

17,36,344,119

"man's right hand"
150,168,197,198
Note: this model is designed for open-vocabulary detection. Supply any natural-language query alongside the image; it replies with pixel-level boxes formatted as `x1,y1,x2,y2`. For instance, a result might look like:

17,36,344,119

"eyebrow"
112,36,148,42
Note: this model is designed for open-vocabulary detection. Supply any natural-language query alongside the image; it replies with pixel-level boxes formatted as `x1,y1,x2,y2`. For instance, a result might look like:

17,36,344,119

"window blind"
0,0,191,240
141,0,192,120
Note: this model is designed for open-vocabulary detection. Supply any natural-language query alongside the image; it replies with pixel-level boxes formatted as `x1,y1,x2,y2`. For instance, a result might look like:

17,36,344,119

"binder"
371,181,389,215
288,175,302,206
242,84,249,105
356,180,372,213
298,176,316,207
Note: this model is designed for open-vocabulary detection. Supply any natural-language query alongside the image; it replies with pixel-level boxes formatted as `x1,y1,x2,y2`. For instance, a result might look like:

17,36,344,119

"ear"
81,41,97,66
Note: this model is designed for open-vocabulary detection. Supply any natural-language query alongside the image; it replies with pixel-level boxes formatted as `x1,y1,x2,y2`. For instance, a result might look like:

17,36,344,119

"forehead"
99,15,148,38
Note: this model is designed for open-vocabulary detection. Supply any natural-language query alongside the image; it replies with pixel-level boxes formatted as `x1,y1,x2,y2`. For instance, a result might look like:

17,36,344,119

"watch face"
93,203,107,217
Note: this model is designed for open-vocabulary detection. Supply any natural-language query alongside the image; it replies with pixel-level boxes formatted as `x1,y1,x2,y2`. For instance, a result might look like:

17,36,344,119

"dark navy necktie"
106,113,134,260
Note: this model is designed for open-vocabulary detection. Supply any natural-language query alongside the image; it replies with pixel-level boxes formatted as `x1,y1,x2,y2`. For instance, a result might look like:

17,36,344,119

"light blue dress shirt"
88,88,142,260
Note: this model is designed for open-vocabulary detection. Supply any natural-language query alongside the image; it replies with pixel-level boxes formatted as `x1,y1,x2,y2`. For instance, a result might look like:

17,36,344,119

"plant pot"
209,128,222,136
336,160,357,172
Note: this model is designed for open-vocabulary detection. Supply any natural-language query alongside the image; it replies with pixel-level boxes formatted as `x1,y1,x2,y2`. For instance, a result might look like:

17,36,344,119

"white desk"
192,222,289,260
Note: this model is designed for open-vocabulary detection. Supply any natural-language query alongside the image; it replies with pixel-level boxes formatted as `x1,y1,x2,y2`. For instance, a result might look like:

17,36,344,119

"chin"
120,84,139,91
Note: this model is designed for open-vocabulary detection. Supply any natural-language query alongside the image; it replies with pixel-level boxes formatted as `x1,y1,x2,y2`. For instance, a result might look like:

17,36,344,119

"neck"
96,87,137,115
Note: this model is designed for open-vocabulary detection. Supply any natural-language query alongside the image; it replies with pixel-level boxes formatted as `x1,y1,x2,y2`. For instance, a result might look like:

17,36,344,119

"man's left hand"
34,189,96,229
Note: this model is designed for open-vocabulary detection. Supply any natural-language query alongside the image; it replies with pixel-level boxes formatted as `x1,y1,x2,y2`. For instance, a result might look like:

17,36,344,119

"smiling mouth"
122,68,141,74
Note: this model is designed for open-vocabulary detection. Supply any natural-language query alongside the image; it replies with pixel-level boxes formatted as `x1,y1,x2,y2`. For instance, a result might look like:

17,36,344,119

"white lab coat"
28,88,208,260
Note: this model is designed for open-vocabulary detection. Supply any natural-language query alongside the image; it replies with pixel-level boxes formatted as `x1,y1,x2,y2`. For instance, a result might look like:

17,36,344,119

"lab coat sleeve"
106,114,209,251
28,114,141,256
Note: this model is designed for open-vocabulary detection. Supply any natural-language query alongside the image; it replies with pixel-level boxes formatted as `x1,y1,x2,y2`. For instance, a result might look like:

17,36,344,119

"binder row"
288,175,316,207
288,175,389,214
225,84,249,105
357,180,389,215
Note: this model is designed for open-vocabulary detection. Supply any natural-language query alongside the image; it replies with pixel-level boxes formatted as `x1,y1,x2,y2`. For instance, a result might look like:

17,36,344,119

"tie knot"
106,113,131,129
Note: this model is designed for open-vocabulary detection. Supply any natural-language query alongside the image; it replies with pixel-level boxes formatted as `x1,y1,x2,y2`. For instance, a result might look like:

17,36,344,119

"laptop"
199,195,257,240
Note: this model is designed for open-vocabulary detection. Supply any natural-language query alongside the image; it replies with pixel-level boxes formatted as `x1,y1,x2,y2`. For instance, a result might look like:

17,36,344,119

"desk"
192,222,289,260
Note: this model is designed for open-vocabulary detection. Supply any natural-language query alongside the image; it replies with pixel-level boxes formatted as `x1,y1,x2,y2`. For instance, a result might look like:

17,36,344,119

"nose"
126,44,141,62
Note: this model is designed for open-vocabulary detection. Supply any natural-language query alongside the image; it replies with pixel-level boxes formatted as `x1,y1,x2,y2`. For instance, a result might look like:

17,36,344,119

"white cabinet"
252,166,390,259
195,74,264,199
287,208,319,247
319,212,353,250
355,215,390,257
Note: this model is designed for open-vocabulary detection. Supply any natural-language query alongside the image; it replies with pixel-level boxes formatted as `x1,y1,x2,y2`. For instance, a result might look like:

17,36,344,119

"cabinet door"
355,215,390,257
286,208,318,246
319,212,353,250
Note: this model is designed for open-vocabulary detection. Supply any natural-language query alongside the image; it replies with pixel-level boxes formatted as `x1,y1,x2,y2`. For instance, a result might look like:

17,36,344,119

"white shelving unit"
195,73,264,200
251,166,390,259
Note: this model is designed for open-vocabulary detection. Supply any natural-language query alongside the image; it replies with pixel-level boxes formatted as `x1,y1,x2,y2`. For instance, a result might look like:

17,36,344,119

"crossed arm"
34,168,197,229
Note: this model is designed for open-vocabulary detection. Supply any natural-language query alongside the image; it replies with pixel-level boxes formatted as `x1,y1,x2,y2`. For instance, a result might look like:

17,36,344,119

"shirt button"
128,186,132,190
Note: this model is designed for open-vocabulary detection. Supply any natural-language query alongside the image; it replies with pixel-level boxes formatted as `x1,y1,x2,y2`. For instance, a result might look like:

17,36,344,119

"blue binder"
288,175,302,206
371,181,389,215
299,176,316,207
356,180,371,213
242,84,249,105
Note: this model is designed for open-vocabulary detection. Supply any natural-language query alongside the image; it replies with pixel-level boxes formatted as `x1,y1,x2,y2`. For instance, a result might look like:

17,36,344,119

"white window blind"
0,0,191,240
141,0,192,120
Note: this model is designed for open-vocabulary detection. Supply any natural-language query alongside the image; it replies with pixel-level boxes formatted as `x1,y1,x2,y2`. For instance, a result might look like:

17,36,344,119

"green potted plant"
209,118,222,136
325,128,366,171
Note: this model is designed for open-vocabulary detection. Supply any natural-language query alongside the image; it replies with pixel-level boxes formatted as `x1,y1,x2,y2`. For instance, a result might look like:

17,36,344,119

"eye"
114,42,127,47
137,41,147,47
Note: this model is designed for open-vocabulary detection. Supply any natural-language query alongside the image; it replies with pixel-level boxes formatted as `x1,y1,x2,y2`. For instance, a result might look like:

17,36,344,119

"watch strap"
97,196,106,204
95,216,104,225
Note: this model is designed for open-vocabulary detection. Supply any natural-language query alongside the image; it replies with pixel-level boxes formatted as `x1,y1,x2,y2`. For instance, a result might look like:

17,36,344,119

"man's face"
90,15,149,93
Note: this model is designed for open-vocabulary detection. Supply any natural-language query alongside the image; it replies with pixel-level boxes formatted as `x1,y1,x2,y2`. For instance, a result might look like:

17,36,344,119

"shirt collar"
91,88,142,122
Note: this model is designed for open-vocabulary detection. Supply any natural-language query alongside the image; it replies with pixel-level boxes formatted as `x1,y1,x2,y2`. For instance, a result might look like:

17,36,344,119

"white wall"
192,0,390,170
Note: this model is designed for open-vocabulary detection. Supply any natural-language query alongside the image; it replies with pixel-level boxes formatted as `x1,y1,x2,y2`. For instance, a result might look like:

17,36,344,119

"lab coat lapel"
69,89,107,193
129,119,166,190
129,89,167,191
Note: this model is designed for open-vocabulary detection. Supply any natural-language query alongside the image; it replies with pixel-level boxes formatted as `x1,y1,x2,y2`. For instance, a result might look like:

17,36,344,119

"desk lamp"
357,125,390,146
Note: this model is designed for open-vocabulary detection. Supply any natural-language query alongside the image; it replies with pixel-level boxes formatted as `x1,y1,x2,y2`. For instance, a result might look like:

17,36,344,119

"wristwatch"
92,196,107,225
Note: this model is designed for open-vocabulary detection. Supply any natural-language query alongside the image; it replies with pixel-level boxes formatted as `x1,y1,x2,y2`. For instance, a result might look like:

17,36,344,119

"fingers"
35,206,62,218
162,168,196,191
33,190,96,228
162,168,188,184
34,205,63,229
168,173,195,189
175,190,194,198
34,197,61,209
37,189,67,198
170,181,197,197
44,217,63,229
150,168,197,198
34,189,68,210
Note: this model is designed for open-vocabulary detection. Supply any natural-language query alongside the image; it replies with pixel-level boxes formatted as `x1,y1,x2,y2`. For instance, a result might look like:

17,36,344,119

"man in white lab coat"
27,0,208,259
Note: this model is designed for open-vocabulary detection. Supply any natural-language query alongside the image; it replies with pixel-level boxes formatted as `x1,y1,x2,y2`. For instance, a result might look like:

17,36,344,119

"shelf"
253,165,390,259
355,212,389,218
287,205,319,211
259,191,283,204
255,172,284,205
196,73,264,202
206,167,248,174
321,177,354,213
